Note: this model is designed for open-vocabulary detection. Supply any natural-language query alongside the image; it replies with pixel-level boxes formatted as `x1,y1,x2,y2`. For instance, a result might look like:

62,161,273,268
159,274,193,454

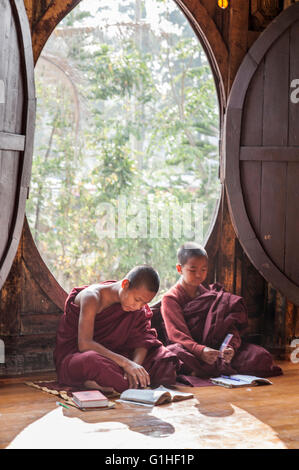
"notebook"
210,374,273,388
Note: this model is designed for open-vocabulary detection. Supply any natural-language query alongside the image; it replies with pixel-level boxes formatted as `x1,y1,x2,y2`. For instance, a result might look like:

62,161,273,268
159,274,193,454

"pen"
221,375,241,382
56,401,70,409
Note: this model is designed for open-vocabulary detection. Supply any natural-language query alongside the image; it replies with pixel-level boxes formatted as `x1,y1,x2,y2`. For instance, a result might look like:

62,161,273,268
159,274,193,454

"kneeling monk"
161,242,282,380
54,265,181,393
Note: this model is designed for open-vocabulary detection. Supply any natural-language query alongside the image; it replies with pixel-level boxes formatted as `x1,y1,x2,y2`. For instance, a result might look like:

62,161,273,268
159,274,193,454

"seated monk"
54,265,181,394
161,242,282,380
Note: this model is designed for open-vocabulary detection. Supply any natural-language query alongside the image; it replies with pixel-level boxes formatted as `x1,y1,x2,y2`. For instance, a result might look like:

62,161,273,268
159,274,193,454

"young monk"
54,265,181,394
161,242,282,380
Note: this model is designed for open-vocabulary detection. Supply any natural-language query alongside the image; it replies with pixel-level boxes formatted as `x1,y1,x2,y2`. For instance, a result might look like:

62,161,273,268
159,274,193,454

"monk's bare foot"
84,380,117,396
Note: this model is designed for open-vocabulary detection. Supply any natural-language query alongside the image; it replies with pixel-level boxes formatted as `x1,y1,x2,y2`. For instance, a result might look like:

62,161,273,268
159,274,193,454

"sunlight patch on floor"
7,399,286,449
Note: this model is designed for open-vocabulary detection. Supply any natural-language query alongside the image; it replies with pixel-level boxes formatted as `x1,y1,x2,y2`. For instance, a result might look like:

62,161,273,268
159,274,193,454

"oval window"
26,0,221,296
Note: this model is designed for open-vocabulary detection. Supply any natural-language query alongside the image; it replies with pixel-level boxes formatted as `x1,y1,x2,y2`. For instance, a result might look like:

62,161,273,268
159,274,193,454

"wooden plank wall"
0,0,298,376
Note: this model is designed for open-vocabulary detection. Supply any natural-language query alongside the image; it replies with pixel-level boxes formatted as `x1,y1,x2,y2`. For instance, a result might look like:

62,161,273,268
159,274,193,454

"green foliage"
27,0,220,297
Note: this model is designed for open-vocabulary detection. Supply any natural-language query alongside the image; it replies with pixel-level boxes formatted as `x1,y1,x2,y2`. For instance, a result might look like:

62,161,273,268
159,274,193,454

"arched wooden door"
0,0,35,289
225,4,299,306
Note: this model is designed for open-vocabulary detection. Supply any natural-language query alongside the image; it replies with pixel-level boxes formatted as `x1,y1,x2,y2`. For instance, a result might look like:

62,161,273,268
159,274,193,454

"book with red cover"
72,390,109,408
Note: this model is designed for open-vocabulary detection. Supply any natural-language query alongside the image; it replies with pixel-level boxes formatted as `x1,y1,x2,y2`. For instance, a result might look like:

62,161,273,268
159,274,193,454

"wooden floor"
1,361,299,449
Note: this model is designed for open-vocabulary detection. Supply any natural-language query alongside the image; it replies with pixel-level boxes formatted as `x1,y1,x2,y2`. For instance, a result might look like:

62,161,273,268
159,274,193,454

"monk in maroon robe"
161,243,282,380
54,266,181,393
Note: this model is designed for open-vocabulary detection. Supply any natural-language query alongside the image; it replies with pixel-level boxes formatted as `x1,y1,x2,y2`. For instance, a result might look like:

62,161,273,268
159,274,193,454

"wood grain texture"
2,362,298,449
0,132,25,151
215,190,236,293
29,0,82,63
285,163,299,286
22,218,67,311
262,30,289,146
1,0,298,378
289,20,299,145
227,0,250,93
260,161,286,271
0,0,36,291
225,3,299,307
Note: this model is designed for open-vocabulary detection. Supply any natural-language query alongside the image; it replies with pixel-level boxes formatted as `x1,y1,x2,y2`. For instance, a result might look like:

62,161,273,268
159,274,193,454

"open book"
118,386,194,406
210,374,273,388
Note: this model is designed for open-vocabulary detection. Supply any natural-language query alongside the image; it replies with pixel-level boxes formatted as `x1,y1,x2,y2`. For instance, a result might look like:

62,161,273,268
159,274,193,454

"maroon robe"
161,281,282,379
54,282,181,393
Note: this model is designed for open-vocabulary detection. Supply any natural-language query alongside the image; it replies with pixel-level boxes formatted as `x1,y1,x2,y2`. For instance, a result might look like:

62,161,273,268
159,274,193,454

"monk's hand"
200,346,219,365
123,360,150,389
221,346,234,364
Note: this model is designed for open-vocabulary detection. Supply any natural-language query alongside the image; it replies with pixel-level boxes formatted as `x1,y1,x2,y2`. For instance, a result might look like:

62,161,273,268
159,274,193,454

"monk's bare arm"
78,291,150,388
132,347,148,365
78,292,127,368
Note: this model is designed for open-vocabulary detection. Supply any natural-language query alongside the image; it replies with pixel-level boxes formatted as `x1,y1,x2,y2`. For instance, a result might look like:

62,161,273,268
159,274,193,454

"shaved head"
125,265,160,293
177,242,208,266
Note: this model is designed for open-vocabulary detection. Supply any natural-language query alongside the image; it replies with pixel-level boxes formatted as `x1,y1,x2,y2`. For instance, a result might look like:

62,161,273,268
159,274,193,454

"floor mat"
24,380,118,409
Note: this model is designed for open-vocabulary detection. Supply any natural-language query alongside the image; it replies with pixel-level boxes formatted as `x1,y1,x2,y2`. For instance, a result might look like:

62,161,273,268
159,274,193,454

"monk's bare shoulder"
74,284,102,311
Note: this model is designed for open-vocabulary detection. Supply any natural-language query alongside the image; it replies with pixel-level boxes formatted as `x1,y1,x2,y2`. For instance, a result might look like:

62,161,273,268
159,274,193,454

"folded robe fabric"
161,281,283,380
54,282,181,393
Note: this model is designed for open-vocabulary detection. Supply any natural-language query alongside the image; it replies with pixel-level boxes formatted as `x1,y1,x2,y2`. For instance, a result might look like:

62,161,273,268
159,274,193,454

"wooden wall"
0,0,298,376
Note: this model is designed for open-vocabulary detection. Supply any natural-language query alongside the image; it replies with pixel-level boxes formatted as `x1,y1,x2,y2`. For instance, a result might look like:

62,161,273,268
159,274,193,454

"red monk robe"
161,281,282,379
54,282,181,393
